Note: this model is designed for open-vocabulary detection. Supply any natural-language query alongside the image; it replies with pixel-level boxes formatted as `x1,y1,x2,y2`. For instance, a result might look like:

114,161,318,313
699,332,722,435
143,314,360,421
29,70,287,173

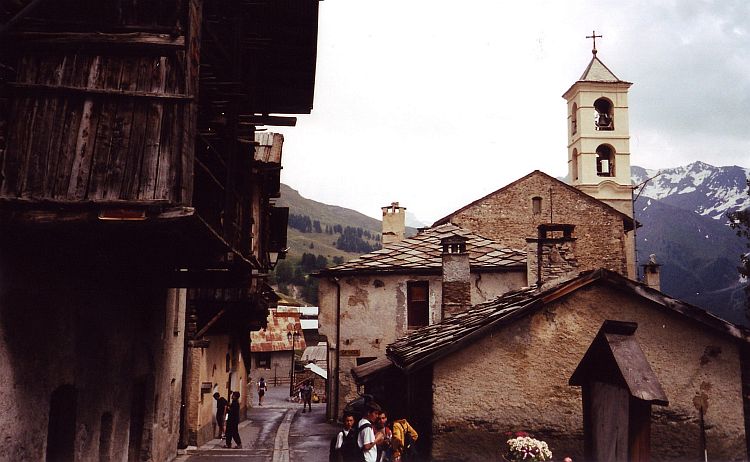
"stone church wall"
446,172,630,276
0,282,185,462
431,284,745,461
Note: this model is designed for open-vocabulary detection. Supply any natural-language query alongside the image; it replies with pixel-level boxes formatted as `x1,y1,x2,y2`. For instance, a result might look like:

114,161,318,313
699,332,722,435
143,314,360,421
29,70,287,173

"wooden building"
0,0,319,460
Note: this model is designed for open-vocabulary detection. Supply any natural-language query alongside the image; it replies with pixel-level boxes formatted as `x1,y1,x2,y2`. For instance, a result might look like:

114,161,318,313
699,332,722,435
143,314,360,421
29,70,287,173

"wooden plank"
52,54,86,199
8,82,191,101
119,56,153,199
89,56,125,199
67,55,103,199
25,55,65,197
43,55,71,197
6,32,185,50
138,56,167,200
103,55,138,200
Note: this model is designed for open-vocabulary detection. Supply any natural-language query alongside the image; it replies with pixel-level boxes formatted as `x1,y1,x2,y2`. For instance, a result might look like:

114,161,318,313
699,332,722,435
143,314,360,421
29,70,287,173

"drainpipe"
333,277,341,422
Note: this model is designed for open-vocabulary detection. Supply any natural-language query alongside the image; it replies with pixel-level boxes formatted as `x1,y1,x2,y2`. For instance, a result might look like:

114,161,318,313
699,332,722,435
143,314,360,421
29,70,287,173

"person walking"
213,392,228,440
258,377,267,406
301,379,313,413
224,391,242,449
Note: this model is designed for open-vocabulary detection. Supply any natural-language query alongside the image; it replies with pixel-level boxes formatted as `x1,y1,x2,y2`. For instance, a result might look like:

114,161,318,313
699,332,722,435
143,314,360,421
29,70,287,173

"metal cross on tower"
586,30,602,55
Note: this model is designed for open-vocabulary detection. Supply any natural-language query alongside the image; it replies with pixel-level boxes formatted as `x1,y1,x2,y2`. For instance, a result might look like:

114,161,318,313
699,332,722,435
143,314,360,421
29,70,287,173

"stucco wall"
0,285,185,462
319,270,526,418
447,172,631,277
431,284,745,461
190,334,249,446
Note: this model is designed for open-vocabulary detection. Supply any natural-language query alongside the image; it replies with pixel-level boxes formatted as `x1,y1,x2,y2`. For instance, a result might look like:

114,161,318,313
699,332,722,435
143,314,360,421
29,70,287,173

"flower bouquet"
503,432,552,462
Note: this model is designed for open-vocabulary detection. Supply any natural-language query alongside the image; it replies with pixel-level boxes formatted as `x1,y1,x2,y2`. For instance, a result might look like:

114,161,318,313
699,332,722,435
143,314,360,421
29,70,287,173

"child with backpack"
330,413,359,462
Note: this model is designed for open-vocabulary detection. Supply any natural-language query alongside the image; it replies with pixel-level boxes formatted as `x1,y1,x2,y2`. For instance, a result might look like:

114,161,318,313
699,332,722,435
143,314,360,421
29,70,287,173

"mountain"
632,162,750,220
632,161,749,325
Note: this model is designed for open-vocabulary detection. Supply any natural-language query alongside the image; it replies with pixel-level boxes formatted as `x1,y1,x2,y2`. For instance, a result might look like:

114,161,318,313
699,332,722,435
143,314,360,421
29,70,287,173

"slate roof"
250,309,307,353
386,269,750,373
315,223,525,276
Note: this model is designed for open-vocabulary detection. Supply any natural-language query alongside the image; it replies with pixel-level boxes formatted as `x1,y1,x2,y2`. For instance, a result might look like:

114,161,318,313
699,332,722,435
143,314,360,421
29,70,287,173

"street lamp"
287,330,300,396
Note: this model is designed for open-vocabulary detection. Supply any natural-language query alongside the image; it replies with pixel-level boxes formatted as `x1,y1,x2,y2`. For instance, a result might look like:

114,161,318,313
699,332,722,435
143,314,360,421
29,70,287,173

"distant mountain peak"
632,162,749,220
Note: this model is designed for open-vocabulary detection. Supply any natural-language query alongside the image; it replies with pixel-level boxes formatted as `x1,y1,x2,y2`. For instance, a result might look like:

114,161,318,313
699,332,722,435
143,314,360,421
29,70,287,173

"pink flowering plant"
503,432,552,462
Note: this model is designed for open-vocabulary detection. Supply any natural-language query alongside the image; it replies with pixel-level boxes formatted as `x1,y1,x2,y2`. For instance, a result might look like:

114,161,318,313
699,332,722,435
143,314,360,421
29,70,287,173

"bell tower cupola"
563,32,633,218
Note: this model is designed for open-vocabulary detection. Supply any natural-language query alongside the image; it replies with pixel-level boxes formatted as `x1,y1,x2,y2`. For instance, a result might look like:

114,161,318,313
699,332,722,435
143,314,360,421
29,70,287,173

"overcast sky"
277,0,750,224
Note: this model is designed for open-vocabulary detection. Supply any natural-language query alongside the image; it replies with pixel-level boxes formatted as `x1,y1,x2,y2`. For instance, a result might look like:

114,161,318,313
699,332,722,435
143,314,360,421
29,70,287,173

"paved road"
177,385,338,462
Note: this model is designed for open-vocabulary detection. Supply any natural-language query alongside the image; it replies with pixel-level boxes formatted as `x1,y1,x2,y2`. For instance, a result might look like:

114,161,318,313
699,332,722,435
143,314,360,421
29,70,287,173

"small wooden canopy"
570,320,669,406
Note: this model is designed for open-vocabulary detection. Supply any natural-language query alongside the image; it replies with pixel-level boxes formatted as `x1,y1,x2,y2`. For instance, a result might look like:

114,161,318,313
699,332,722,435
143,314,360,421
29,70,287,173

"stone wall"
446,172,630,276
318,269,526,419
431,284,745,461
0,283,185,462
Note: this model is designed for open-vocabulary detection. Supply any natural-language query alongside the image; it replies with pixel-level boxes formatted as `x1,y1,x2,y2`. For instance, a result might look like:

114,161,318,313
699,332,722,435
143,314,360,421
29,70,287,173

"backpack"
329,427,362,462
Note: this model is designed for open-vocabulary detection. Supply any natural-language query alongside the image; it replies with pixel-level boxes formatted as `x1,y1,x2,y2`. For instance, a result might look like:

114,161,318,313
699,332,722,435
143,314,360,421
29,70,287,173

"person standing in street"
301,379,313,413
375,411,393,462
225,391,242,449
213,392,228,440
358,403,385,462
258,377,267,406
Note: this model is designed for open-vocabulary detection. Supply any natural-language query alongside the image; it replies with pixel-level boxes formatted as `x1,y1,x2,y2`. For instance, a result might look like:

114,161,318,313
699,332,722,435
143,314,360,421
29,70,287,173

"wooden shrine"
570,320,669,462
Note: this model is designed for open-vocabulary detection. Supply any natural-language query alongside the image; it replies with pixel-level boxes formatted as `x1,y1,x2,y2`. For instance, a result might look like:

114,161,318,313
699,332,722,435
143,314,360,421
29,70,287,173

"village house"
0,0,320,460
249,309,306,397
316,220,528,419
358,269,750,461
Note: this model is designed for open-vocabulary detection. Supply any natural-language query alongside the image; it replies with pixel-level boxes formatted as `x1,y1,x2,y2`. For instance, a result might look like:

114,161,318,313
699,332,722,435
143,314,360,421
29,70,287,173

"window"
571,103,578,135
407,281,429,329
532,197,542,215
256,353,271,369
572,148,579,181
596,145,615,177
594,98,614,131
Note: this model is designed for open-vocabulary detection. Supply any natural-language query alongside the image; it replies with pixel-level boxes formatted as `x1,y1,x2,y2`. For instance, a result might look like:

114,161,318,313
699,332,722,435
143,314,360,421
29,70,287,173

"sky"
277,0,750,225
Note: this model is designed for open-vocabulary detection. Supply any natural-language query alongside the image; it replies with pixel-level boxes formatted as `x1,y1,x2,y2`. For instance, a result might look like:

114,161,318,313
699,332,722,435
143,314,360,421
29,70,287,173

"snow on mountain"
632,162,750,220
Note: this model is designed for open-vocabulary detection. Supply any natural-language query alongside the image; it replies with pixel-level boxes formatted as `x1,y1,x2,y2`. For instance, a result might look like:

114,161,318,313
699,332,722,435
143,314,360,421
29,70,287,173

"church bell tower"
563,33,633,218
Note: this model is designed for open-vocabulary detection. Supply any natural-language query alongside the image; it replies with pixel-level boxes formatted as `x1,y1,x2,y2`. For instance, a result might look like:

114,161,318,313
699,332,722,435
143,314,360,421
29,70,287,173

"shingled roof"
315,223,525,276
385,269,749,373
250,309,307,353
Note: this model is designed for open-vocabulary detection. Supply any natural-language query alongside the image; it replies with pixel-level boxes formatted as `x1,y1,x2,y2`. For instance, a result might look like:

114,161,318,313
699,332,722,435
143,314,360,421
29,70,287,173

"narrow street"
178,385,339,462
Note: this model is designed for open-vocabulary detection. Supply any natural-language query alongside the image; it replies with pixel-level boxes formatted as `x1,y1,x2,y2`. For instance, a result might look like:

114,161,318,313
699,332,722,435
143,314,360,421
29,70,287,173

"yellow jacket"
391,419,418,458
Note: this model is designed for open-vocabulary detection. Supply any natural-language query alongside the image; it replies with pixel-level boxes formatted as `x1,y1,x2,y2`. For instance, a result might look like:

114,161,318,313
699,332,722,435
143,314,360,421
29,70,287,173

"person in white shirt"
335,413,358,462
358,403,385,462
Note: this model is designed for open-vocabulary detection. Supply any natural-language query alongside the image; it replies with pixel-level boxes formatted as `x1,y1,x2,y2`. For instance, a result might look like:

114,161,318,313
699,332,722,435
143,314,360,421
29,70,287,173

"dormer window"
532,196,542,215
594,98,614,131
596,145,615,177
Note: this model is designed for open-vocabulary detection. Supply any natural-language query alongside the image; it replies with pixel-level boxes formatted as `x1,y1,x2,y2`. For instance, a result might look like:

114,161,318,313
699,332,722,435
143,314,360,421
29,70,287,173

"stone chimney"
441,234,471,318
642,254,661,291
381,202,406,245
526,224,579,286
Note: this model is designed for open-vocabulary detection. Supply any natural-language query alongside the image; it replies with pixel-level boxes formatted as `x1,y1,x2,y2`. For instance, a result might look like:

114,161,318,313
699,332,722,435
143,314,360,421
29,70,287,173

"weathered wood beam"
2,31,185,50
8,82,192,101
238,115,297,127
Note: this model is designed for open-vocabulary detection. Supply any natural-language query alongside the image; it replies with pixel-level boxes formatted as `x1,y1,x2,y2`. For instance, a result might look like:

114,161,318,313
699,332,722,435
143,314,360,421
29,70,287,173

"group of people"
332,402,418,462
212,391,243,449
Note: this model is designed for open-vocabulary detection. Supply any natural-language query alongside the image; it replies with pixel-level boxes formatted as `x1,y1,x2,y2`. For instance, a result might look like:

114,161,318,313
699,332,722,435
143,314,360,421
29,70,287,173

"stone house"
316,221,528,420
249,310,306,401
355,269,750,461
